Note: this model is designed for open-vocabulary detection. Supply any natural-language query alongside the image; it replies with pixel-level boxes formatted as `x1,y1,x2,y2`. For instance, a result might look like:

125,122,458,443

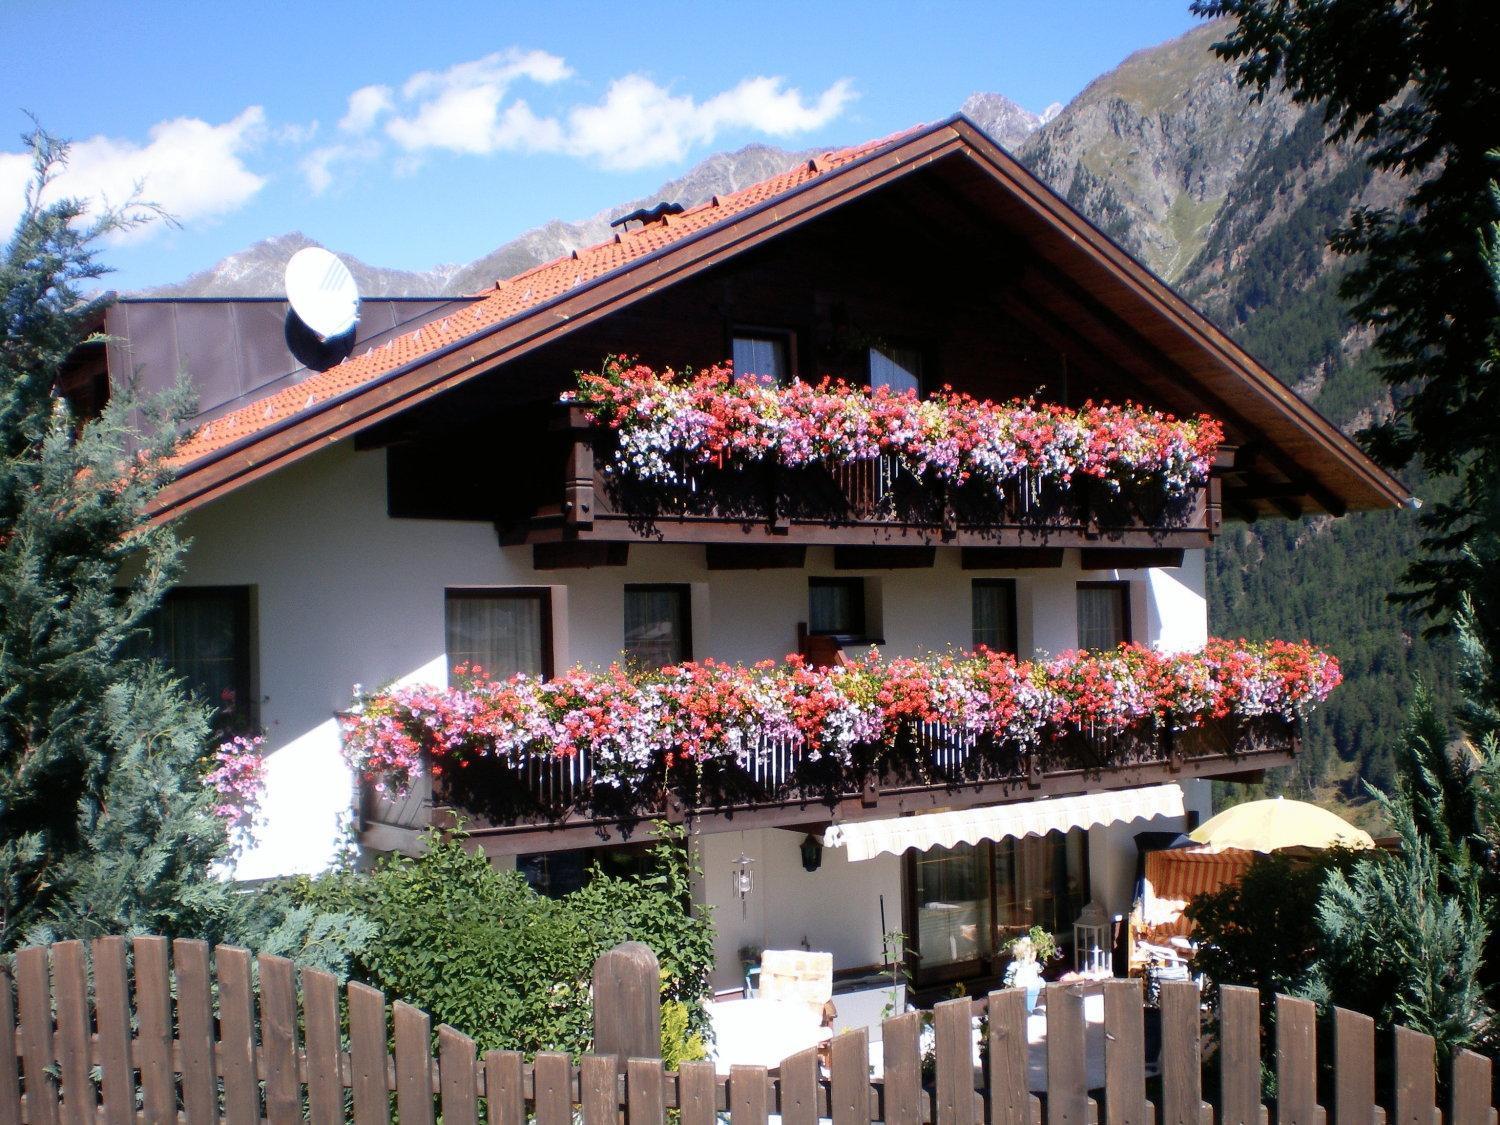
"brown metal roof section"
148,116,1408,522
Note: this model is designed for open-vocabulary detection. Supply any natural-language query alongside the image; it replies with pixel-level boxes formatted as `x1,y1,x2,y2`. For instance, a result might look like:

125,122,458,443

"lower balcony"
356,714,1298,856
346,641,1332,856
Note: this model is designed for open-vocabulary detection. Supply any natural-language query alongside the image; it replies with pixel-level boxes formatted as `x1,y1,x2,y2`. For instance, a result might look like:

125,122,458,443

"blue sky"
0,1,1202,292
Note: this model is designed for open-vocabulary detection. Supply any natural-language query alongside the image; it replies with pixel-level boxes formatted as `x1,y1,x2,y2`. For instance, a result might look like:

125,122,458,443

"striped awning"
1140,845,1256,937
822,785,1186,862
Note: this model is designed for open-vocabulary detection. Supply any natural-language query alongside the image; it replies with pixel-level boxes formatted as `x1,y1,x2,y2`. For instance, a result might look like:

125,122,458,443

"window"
868,345,923,395
445,589,553,678
993,828,1091,939
1076,582,1130,650
971,579,1018,654
913,843,994,969
517,844,654,899
808,577,865,637
732,331,791,384
139,587,255,734
624,584,692,668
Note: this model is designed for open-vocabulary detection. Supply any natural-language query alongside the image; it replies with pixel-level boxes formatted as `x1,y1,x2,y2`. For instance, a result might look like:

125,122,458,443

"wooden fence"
2,935,1496,1125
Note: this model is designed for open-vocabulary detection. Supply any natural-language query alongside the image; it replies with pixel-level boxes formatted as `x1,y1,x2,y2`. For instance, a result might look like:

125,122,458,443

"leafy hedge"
288,824,713,1057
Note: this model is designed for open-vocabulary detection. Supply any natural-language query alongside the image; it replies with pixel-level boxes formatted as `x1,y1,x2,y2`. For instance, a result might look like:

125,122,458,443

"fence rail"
2,936,1496,1125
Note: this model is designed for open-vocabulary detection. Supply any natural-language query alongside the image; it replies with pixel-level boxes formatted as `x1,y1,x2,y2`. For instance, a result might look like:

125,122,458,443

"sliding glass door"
912,844,994,976
907,828,1091,984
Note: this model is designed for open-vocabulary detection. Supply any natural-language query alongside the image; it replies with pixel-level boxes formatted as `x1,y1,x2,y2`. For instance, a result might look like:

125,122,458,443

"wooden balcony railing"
507,406,1225,549
358,713,1296,854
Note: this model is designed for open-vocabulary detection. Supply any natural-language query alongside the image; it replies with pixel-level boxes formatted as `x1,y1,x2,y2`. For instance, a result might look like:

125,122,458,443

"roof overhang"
147,116,1410,523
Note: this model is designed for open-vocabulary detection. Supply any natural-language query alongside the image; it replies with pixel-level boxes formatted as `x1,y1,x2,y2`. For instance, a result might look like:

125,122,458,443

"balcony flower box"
340,640,1338,825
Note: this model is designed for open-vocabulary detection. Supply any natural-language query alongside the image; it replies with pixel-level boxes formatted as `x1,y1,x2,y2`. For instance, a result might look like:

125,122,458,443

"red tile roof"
171,127,922,467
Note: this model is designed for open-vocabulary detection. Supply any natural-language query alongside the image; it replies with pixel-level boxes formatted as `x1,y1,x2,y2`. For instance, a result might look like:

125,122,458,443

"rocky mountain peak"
1016,19,1300,281
958,92,1048,151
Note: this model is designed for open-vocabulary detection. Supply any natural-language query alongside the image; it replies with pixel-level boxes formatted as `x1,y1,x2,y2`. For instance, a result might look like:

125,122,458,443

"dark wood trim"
833,546,937,570
552,521,1210,550
452,746,1295,857
1079,548,1185,571
532,542,629,569
443,586,555,678
705,544,806,569
960,547,1064,569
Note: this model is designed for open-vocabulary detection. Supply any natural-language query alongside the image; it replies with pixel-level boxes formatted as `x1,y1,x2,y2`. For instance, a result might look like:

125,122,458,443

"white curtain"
1076,584,1126,650
444,593,546,678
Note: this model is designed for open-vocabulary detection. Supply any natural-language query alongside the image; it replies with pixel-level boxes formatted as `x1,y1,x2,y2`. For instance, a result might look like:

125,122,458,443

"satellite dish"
284,246,359,341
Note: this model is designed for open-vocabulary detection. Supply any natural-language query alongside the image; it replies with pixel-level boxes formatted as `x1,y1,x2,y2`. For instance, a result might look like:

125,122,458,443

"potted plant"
1002,926,1059,1013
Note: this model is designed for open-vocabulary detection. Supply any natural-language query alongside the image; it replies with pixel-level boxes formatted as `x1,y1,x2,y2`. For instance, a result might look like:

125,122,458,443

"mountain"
958,92,1056,152
1016,21,1305,281
145,232,455,298
139,143,824,299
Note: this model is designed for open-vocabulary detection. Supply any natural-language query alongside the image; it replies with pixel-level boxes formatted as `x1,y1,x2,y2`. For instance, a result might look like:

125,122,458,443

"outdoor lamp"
731,854,755,918
800,833,823,872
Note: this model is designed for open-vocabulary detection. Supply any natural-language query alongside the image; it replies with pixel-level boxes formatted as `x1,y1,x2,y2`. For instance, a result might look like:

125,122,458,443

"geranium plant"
566,357,1225,496
340,640,1340,805
204,734,267,826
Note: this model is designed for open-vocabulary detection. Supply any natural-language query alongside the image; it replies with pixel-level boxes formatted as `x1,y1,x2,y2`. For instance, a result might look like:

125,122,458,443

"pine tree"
1309,680,1498,1058
0,127,236,948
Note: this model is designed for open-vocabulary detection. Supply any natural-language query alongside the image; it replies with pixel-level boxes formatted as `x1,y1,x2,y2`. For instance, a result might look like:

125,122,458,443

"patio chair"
710,950,836,1073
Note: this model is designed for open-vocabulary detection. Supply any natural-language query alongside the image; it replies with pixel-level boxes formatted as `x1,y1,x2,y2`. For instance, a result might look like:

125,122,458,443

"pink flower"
205,735,267,824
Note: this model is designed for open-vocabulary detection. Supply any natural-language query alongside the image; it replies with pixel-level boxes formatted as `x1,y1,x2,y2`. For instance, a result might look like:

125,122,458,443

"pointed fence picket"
0,936,1495,1125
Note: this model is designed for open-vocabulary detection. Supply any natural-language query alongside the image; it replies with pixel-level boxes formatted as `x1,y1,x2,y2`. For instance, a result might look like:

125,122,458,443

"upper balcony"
483,362,1230,556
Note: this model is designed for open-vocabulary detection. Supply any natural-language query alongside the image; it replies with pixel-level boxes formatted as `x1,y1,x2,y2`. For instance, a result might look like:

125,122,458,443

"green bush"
291,823,714,1057
1185,846,1360,1069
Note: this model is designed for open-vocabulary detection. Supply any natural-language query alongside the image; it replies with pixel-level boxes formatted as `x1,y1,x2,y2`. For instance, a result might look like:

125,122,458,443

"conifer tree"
0,127,235,947
1307,687,1495,1058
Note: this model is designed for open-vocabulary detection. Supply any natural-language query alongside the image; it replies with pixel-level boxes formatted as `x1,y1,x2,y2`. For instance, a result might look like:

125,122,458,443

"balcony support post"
560,409,598,533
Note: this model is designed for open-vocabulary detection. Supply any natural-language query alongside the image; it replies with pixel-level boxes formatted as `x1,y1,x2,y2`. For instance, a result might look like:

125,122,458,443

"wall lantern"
731,854,755,918
800,833,823,873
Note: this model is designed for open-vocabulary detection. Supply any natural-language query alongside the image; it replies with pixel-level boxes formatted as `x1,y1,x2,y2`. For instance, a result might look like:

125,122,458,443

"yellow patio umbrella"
1188,796,1374,853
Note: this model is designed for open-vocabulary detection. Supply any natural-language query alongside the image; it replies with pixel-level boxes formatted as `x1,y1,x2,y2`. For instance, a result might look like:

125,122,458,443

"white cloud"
384,49,573,155
294,141,373,196
340,85,394,134
300,49,856,193
0,107,269,243
564,74,856,171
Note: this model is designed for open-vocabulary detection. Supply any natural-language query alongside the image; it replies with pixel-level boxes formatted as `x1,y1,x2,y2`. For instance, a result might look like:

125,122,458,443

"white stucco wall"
171,439,1210,880
696,828,904,993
